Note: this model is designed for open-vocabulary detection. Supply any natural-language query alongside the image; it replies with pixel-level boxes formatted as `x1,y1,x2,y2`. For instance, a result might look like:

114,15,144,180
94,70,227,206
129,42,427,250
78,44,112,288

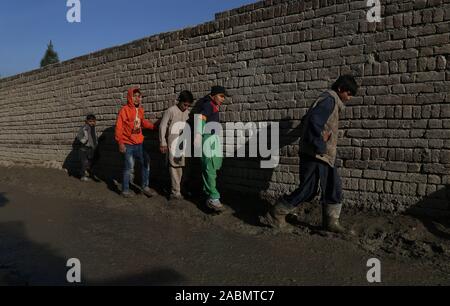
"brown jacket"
300,90,345,167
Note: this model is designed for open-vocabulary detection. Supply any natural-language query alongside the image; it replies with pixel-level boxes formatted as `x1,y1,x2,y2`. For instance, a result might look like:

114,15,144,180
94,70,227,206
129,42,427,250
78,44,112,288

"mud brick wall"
0,0,449,214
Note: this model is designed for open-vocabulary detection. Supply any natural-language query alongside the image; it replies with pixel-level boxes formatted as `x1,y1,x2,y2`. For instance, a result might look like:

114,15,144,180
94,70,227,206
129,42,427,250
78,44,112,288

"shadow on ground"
406,185,450,241
93,268,187,286
0,193,8,208
0,221,67,285
0,220,187,286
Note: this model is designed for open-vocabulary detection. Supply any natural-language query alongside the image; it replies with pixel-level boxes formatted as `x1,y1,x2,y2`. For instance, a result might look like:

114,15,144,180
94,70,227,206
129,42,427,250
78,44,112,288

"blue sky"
0,0,256,77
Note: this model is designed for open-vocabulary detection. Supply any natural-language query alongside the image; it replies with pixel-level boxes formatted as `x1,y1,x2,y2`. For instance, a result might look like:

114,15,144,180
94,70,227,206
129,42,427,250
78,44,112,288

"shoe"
80,176,91,182
206,199,225,212
90,174,101,182
142,187,157,197
169,194,184,201
259,198,293,230
322,204,347,234
122,191,134,198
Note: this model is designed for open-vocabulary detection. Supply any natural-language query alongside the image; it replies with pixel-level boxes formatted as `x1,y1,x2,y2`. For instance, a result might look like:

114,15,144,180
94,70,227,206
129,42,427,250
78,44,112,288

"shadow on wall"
218,117,306,226
179,98,293,217
61,96,299,209
62,138,81,178
62,126,124,195
62,126,167,195
61,128,116,193
406,185,450,240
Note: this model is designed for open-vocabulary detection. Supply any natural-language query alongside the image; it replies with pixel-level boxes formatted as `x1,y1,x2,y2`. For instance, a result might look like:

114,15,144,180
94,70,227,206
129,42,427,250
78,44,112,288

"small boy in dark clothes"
77,114,98,182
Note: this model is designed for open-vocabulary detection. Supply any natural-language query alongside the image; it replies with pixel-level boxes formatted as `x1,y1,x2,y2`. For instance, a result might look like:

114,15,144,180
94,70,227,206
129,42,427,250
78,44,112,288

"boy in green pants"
194,86,227,212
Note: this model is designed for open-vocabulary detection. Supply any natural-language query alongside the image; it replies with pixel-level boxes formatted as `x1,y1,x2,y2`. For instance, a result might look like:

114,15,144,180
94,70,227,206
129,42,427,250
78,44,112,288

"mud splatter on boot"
323,204,347,234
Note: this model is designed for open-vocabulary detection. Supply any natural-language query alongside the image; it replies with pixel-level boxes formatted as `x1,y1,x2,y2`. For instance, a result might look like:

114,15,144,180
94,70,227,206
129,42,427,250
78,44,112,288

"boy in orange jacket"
115,87,157,198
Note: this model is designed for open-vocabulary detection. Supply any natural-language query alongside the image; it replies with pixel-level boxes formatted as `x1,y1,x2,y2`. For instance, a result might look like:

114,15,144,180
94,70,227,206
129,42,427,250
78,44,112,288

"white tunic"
159,104,190,167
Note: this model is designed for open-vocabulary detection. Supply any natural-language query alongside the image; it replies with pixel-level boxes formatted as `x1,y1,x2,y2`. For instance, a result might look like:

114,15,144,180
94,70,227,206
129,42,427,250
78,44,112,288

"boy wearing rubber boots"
260,75,359,234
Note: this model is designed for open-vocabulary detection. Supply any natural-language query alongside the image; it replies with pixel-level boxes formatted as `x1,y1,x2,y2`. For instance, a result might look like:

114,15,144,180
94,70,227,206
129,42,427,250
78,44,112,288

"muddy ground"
0,166,449,286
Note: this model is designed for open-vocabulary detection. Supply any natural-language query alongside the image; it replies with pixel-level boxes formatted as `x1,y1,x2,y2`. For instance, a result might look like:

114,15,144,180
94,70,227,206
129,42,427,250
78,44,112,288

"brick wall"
0,0,449,214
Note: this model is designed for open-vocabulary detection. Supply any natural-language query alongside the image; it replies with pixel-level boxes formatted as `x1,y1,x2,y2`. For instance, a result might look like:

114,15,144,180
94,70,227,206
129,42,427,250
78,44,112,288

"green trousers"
201,134,223,200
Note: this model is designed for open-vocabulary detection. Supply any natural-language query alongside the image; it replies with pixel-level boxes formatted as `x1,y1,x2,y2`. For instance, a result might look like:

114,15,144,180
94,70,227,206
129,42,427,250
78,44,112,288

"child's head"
332,75,358,102
177,90,194,112
132,88,142,106
86,114,97,127
209,86,227,106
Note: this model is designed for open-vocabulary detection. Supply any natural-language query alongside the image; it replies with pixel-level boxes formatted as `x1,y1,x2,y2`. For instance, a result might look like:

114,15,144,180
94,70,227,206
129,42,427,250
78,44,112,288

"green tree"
40,40,60,67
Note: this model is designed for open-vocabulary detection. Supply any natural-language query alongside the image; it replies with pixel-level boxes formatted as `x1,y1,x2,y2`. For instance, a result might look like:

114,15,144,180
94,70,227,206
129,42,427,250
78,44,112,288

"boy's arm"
307,97,335,154
195,101,211,136
159,109,171,148
195,114,207,136
142,109,161,130
142,119,156,130
77,126,89,145
115,109,125,146
141,108,159,131
194,102,210,146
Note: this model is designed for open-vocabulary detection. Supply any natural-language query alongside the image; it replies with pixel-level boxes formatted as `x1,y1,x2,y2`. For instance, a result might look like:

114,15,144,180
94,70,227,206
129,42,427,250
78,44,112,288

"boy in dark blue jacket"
261,75,359,233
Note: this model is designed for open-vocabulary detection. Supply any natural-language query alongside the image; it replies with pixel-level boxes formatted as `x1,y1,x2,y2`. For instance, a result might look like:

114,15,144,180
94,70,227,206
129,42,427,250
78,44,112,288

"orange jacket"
115,87,156,146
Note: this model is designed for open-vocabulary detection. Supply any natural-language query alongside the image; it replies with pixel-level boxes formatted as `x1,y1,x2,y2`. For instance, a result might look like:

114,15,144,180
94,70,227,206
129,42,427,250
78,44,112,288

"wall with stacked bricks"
0,0,449,214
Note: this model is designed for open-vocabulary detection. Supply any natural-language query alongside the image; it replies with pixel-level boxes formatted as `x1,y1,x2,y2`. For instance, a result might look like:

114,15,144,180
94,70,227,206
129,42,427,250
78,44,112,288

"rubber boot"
260,198,293,230
322,203,346,234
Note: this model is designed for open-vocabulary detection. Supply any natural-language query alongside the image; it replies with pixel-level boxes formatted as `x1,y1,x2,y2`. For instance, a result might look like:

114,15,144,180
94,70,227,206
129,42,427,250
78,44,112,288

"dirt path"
0,166,449,285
